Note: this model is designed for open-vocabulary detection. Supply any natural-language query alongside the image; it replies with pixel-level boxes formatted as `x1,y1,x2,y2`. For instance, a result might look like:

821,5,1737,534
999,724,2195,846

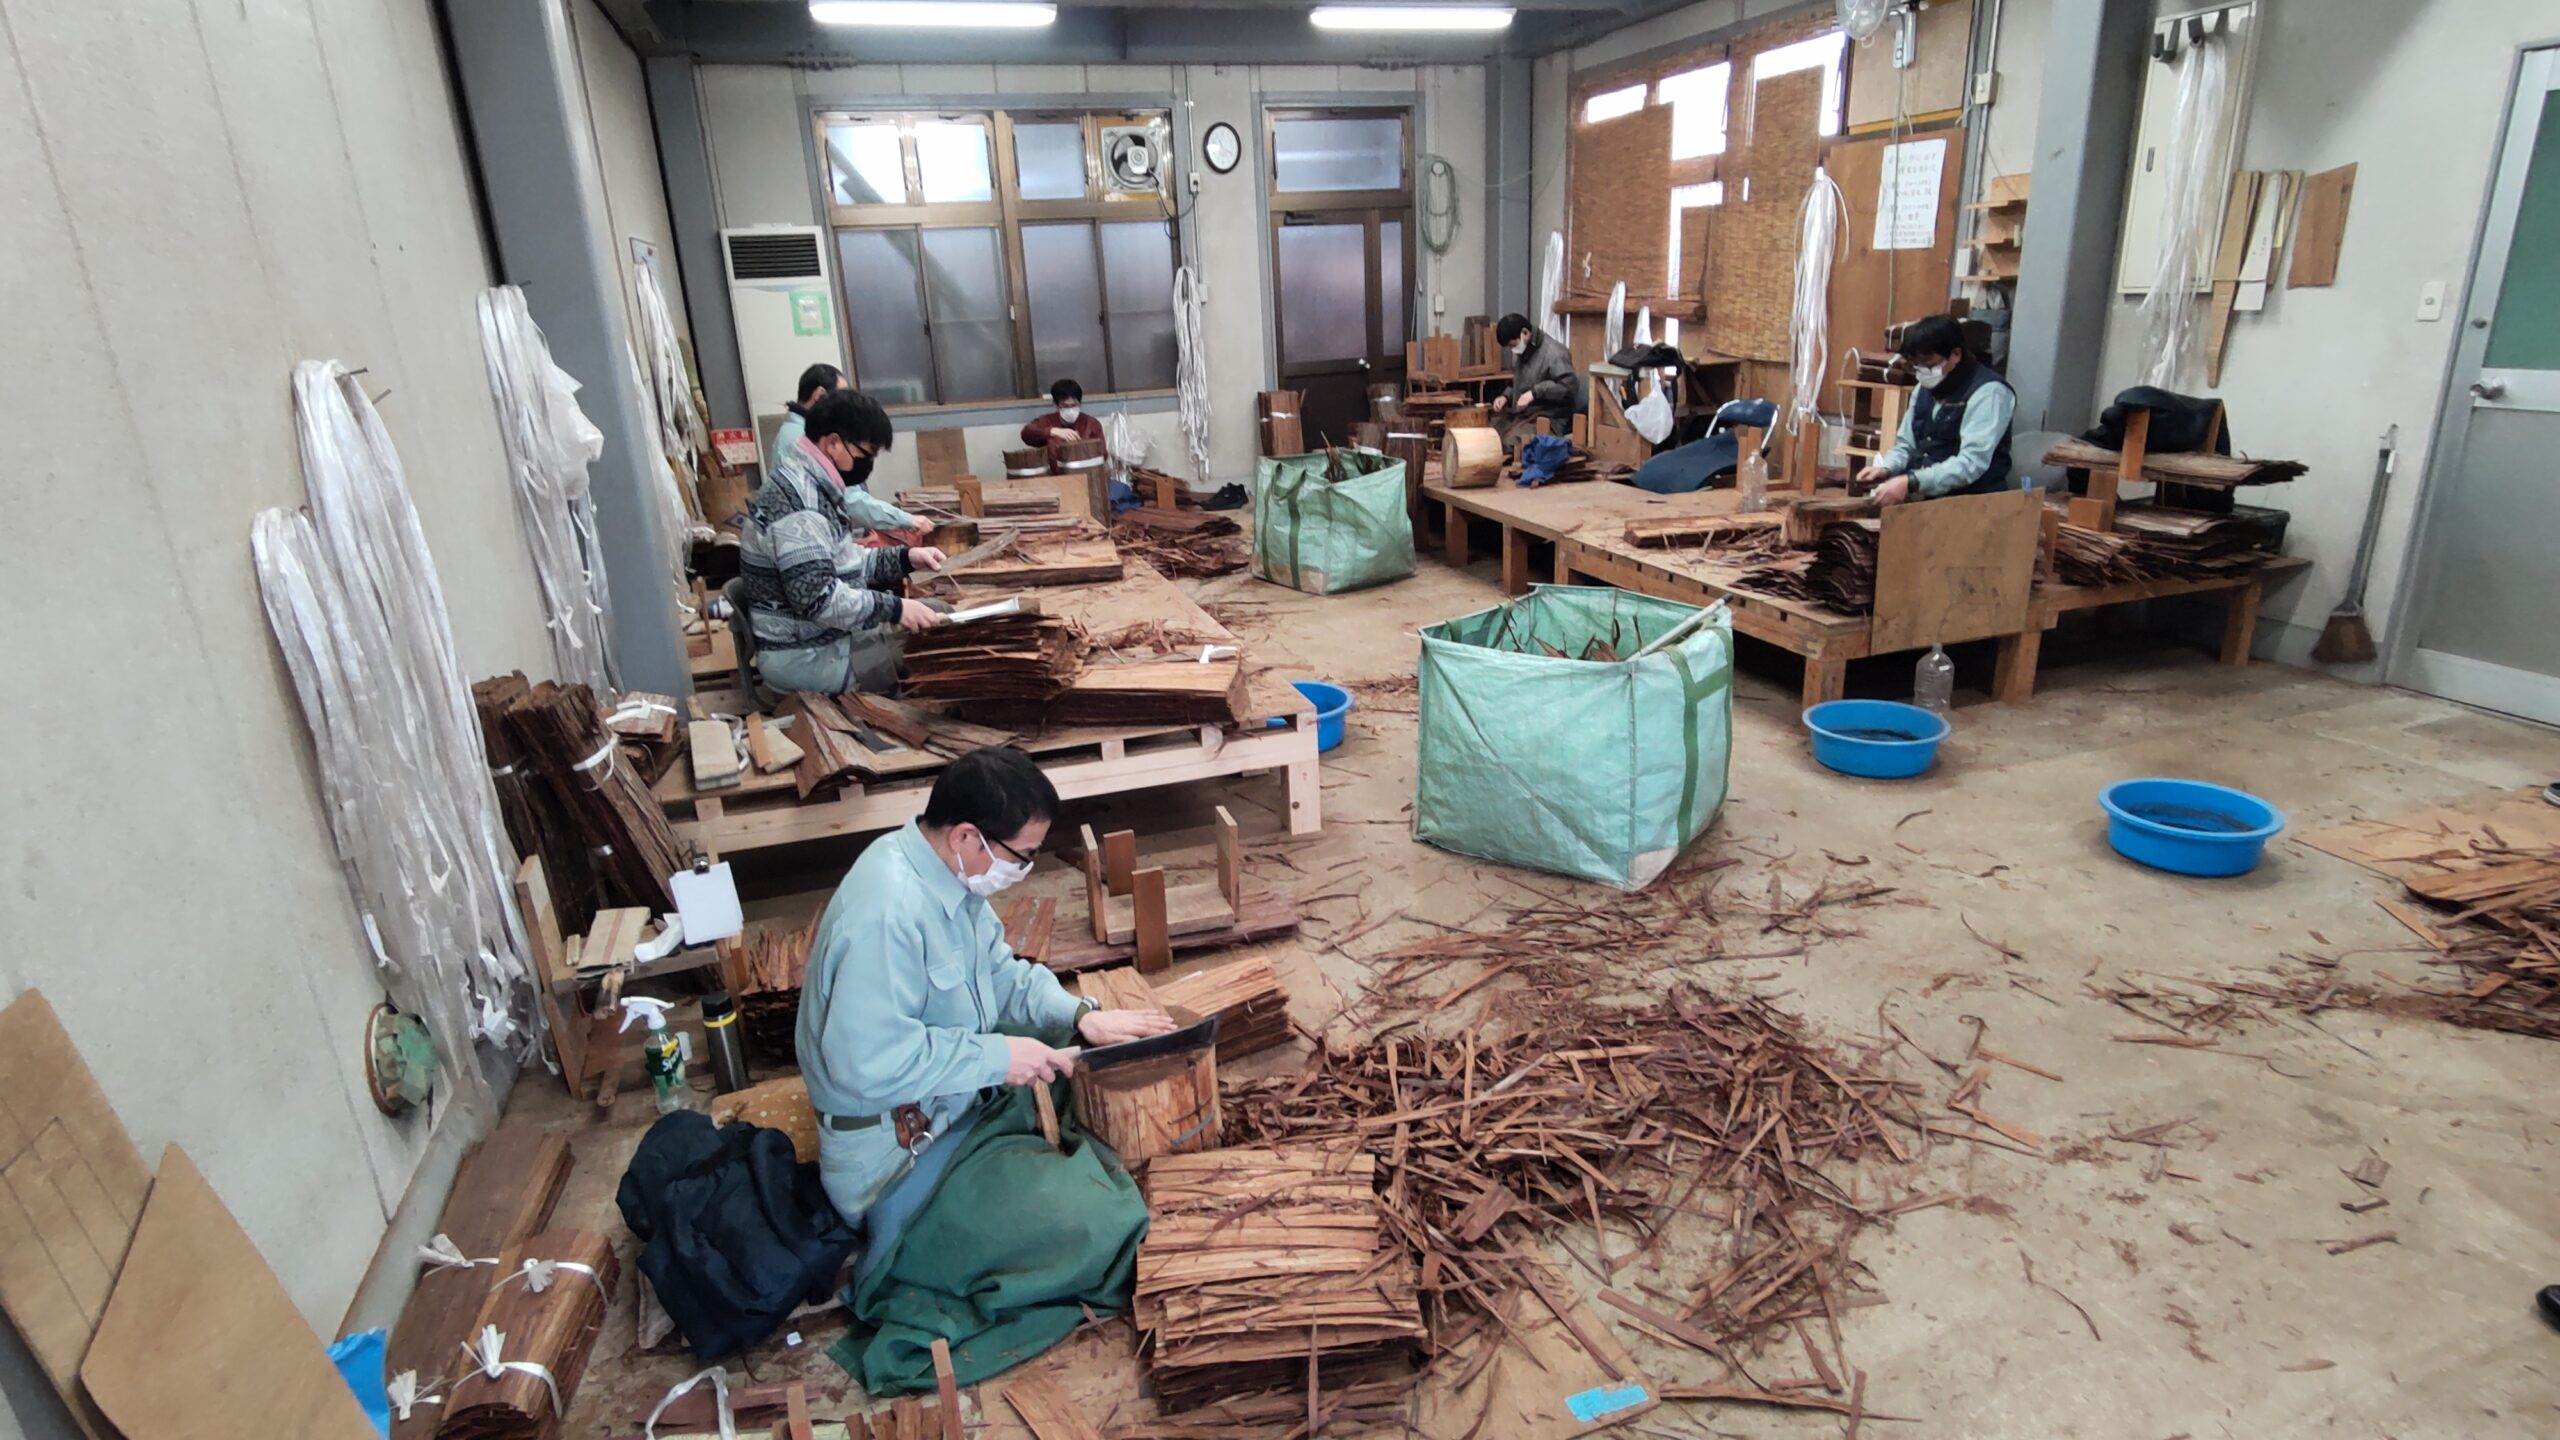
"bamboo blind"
1703,67,1822,362
1566,104,1673,299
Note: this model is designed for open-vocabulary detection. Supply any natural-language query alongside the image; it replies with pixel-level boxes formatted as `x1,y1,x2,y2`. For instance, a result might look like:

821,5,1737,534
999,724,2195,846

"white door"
2392,46,2560,724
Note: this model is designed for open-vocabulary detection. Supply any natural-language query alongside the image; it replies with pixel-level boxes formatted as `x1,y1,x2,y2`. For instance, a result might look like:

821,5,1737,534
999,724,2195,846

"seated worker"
740,388,947,695
796,746,1175,1224
1855,313,2016,506
1489,312,1583,438
1020,379,1104,450
800,747,1178,1393
772,364,921,535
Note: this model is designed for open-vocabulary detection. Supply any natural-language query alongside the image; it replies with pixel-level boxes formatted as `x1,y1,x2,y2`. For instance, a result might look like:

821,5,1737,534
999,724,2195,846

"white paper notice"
1873,138,1948,251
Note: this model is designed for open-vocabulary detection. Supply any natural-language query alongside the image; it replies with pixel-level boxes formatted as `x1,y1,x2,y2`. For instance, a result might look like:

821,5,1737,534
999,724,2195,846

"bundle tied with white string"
252,363,535,1093
477,286,619,696
436,1228,618,1440
1789,167,1849,439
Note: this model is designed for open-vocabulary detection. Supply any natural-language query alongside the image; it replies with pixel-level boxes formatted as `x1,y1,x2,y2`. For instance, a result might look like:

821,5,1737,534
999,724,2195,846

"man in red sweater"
1020,378,1104,449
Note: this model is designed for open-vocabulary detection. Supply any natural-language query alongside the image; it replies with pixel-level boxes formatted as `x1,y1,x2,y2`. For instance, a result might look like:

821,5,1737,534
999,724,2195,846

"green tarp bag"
1416,585,1733,890
1251,448,1415,594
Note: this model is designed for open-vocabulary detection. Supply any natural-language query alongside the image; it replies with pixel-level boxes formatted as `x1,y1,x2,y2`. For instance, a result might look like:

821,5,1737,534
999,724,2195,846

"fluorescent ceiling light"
1310,6,1516,31
810,2,1057,27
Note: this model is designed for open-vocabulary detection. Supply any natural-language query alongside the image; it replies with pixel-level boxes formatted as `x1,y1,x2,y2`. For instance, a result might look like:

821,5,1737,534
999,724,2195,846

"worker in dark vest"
1856,313,2015,506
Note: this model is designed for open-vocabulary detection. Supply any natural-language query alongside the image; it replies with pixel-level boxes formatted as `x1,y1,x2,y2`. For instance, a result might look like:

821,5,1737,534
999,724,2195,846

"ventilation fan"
1100,123,1165,194
1836,0,1890,41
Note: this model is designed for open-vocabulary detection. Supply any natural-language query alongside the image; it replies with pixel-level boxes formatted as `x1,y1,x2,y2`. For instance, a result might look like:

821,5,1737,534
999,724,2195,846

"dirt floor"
538,547,2560,1438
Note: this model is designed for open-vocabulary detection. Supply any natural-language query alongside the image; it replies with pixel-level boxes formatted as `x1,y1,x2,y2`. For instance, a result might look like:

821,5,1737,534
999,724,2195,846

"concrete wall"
2088,0,2558,662
0,0,552,1394
689,60,1491,491
570,0,691,351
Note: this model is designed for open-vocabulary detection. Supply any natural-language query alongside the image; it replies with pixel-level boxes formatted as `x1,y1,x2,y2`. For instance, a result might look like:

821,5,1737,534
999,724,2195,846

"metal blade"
1064,1012,1220,1072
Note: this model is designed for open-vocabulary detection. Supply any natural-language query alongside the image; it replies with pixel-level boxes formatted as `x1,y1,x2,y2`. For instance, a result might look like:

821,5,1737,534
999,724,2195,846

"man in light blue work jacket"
795,747,1173,1226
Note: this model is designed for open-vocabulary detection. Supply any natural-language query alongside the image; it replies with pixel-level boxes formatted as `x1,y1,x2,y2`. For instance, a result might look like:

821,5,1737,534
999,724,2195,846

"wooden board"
81,1146,378,1440
1043,890,1303,974
952,535,1125,589
382,1121,572,1440
1002,1368,1103,1440
0,992,152,1440
1868,487,2041,651
1823,126,1967,369
1100,880,1239,946
1567,104,1674,298
915,429,971,487
2287,163,2356,288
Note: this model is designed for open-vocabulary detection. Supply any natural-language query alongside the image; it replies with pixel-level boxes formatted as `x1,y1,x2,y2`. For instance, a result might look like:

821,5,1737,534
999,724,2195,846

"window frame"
815,106,1182,411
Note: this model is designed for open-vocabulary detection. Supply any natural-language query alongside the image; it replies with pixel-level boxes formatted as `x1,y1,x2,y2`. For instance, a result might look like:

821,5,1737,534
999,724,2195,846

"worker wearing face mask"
770,364,920,534
1488,312,1583,438
1020,378,1104,450
741,388,946,695
796,747,1175,1225
1855,313,2016,506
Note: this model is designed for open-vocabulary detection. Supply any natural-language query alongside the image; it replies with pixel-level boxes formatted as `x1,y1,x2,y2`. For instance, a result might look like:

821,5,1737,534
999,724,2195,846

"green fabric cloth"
1250,449,1415,594
827,1078,1145,1395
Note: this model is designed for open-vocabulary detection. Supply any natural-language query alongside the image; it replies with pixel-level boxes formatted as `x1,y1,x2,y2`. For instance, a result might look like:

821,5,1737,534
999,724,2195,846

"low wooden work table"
1422,478,1736,596
664,568,1322,862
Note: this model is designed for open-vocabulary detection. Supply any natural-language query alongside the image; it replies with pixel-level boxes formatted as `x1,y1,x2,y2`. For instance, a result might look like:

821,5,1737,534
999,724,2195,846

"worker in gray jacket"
740,388,944,695
1490,312,1583,437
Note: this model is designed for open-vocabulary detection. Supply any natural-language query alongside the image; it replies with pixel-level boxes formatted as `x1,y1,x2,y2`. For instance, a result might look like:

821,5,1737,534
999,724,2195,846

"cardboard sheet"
2297,786,2560,884
80,1145,377,1440
0,991,152,1439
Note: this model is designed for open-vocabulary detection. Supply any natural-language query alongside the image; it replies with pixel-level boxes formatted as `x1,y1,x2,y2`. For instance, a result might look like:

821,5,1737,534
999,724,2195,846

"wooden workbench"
1422,479,1736,596
1991,554,2312,702
659,567,1322,861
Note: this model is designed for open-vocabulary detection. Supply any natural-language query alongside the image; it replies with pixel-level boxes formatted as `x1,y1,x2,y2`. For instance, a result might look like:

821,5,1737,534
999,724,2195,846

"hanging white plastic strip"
2136,30,2234,387
1789,168,1850,436
1171,266,1214,485
252,362,537,1099
1537,230,1567,345
478,286,619,696
1604,282,1627,360
646,1367,737,1440
633,259,707,527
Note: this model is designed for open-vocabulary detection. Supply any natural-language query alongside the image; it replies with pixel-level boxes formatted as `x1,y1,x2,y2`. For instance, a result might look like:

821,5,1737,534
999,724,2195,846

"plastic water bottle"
1737,445,1770,513
1914,645,1954,715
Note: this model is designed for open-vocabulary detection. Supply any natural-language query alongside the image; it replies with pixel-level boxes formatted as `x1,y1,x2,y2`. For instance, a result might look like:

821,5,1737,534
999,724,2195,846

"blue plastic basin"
1802,699,1949,779
2100,778,2285,876
1282,680,1353,752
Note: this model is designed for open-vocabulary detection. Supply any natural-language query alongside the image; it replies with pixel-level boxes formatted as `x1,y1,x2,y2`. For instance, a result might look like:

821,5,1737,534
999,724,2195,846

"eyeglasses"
983,832,1035,866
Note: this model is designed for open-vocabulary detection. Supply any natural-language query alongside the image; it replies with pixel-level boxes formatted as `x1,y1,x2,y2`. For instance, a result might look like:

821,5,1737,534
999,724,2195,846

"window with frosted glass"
1379,220,1405,356
914,122,995,203
837,229,934,405
1276,224,1368,365
1023,223,1107,392
1099,222,1177,390
918,228,1014,402
826,122,907,206
1014,122,1089,201
1273,117,1404,192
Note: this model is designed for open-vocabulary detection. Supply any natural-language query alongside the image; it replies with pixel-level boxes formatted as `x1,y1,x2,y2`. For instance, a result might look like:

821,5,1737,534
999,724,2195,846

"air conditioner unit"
1100,123,1167,195
721,225,842,465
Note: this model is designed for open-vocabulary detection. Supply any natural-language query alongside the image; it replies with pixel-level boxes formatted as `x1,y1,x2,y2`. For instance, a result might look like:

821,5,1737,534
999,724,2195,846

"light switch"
2416,280,2447,322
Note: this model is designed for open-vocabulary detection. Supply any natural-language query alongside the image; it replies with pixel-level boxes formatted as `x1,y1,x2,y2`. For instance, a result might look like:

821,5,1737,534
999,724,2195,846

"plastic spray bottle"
619,997,684,1114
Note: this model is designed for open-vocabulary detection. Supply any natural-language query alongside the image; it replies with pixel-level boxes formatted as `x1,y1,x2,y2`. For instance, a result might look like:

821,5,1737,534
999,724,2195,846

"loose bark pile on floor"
1222,984,1921,1381
1111,509,1250,579
2282,851,2560,1041
1134,1149,1428,1411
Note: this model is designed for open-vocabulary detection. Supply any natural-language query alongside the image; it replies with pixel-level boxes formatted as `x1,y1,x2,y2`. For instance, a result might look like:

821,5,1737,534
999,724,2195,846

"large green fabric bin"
1251,449,1414,594
1416,585,1733,889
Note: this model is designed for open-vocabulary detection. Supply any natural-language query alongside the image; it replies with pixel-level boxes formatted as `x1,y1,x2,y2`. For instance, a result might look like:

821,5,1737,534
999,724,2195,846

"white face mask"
1913,363,1949,390
1510,340,1528,359
1057,404,1081,424
960,830,1033,898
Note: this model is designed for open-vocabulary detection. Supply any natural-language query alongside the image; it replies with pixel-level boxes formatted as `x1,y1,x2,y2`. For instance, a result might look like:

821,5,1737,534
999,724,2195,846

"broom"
2313,425,2398,664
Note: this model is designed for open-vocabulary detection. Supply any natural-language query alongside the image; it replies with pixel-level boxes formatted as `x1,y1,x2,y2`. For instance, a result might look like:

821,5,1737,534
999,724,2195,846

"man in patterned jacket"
741,389,947,695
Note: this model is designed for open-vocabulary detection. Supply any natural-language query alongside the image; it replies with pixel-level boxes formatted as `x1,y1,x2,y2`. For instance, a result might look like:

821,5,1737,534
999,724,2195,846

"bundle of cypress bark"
485,676,684,914
436,1228,618,1440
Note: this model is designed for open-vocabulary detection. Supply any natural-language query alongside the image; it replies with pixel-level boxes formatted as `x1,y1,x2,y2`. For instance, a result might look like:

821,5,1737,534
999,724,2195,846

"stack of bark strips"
481,674,685,914
1128,465,1201,510
1741,519,1880,613
945,563,1254,729
1065,970,1219,1167
776,694,879,799
1256,391,1305,457
1081,809,1243,972
1397,390,1485,440
1110,508,1248,579
839,691,1018,760
1069,953,1291,1079
2044,436,2308,489
726,914,817,1057
437,1228,618,1440
476,674,604,937
1002,445,1054,481
1781,494,1880,545
688,718,742,790
899,607,1084,709
909,481,1061,519
387,1123,573,1440
947,522,1126,589
1623,511,1783,549
1135,1149,1427,1410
